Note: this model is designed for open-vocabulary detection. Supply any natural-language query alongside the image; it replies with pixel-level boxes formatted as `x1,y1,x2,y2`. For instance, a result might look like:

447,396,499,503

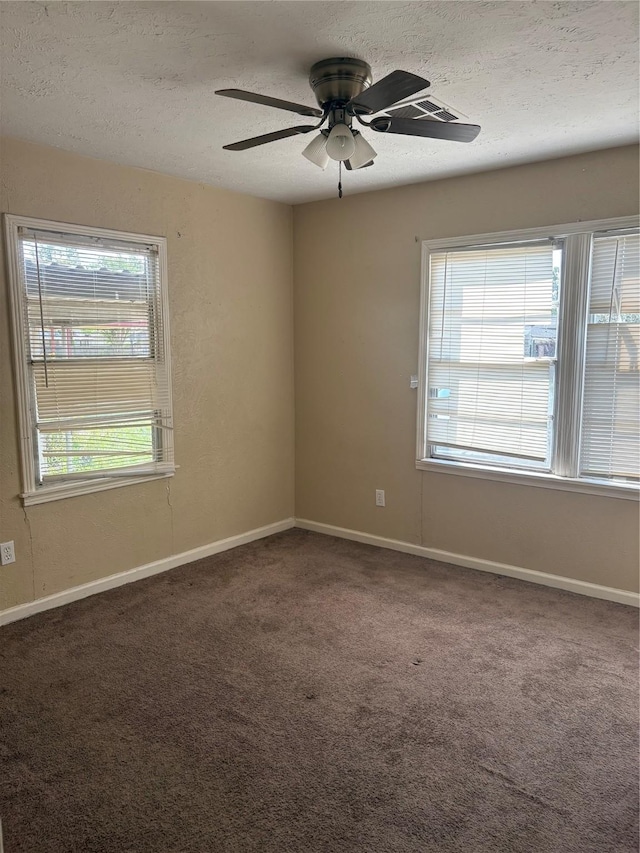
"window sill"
21,470,175,506
416,458,639,501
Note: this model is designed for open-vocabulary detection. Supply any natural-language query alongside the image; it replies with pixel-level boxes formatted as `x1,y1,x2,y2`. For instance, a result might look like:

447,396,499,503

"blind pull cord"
602,239,622,368
608,240,621,321
33,235,49,388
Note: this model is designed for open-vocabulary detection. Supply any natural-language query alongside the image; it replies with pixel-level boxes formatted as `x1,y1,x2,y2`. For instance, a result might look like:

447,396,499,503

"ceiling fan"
216,57,481,185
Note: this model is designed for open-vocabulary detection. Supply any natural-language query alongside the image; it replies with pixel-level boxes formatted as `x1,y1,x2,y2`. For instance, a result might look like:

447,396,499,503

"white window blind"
14,225,174,486
580,232,640,481
426,241,557,468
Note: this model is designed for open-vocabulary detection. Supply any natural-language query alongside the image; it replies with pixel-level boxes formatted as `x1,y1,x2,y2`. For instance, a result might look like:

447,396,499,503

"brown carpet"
0,529,638,853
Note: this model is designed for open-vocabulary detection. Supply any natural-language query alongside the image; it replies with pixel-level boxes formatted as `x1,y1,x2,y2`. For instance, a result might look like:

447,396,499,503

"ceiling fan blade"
346,70,429,115
370,116,481,142
223,126,316,151
345,159,374,171
216,89,323,118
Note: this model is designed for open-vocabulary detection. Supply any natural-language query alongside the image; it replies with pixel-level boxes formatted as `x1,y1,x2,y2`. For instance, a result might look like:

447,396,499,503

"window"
418,218,639,498
5,216,174,505
581,232,639,481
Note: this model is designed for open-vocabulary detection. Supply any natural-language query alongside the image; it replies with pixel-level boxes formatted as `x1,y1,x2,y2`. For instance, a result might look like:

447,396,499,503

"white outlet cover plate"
1,541,16,565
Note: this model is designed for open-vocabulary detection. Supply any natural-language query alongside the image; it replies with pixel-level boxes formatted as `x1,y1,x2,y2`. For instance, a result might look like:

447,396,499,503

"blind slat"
33,361,167,422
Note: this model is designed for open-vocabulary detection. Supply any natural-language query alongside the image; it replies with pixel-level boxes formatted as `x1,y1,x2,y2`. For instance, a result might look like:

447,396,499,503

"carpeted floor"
0,529,638,853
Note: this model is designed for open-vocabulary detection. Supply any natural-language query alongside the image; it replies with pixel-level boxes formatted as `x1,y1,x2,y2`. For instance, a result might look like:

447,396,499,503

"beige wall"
294,146,640,593
1,140,638,612
0,137,295,610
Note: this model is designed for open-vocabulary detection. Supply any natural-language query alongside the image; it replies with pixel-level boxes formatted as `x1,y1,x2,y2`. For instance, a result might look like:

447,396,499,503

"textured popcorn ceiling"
1,1,638,204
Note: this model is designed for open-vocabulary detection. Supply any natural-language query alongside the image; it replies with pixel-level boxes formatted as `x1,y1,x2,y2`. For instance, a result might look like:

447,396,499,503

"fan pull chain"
338,161,343,199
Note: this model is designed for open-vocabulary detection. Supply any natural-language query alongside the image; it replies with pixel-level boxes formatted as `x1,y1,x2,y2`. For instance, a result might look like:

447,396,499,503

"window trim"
4,214,175,506
417,216,640,500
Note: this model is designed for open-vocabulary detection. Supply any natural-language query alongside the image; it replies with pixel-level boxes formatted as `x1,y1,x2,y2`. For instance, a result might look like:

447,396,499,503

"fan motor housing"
309,58,372,108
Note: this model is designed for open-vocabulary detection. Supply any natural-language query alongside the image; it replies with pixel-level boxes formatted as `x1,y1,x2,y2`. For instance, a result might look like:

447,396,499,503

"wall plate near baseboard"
294,519,640,608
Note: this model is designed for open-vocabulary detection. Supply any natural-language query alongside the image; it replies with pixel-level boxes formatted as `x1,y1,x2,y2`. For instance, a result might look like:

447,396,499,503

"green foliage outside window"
41,425,154,477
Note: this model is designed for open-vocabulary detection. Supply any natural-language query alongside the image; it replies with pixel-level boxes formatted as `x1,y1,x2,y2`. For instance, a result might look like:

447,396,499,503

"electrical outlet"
1,541,15,566
375,489,385,507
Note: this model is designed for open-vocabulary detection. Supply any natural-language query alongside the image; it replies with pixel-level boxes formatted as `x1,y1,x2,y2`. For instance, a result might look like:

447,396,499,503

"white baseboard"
3,515,636,626
0,518,295,627
295,519,640,608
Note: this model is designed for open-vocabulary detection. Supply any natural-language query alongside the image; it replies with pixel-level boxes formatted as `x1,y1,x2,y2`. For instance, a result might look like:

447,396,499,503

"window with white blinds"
419,220,639,497
580,232,640,481
426,241,558,470
6,216,174,502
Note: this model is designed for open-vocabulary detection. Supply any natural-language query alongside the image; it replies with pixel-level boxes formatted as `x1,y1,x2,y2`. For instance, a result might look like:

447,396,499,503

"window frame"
417,216,640,501
5,214,175,506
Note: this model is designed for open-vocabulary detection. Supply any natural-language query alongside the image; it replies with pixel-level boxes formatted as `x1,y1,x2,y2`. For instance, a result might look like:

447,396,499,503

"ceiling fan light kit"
326,121,356,162
301,132,330,169
216,57,481,196
350,130,378,170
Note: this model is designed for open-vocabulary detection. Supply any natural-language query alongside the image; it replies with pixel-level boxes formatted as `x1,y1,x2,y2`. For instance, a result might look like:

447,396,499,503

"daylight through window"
419,222,639,493
6,216,174,503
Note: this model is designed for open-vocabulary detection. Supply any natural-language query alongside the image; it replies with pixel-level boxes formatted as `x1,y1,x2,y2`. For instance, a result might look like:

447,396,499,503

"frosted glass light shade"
302,133,329,169
350,132,378,169
326,123,356,161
